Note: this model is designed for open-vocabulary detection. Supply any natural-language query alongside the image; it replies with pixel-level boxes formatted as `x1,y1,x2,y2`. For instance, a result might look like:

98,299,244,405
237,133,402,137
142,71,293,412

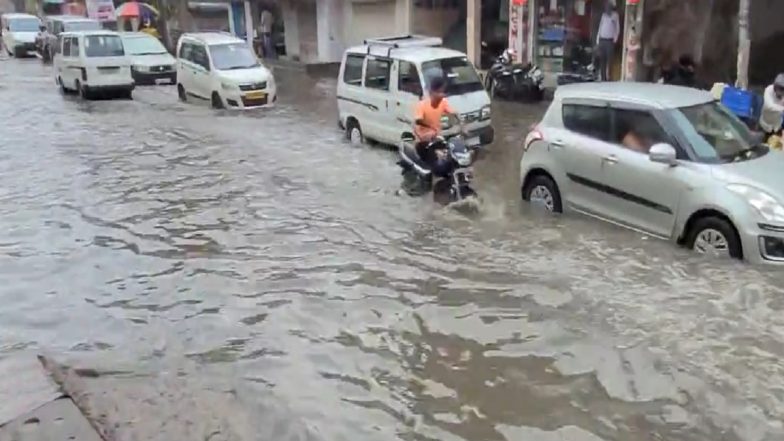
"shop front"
509,0,644,87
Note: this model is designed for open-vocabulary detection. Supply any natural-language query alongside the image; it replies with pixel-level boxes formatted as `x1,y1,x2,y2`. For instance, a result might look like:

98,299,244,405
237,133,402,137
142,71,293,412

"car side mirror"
401,133,416,142
649,143,678,166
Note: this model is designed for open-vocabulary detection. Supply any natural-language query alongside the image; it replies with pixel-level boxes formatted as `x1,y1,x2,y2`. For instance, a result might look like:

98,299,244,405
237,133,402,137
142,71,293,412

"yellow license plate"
245,91,266,100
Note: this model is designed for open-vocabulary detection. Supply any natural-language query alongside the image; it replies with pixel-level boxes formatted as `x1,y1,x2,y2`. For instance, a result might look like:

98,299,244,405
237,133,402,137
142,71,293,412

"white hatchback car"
121,32,177,85
175,32,276,109
1,13,41,57
54,30,134,99
337,35,494,148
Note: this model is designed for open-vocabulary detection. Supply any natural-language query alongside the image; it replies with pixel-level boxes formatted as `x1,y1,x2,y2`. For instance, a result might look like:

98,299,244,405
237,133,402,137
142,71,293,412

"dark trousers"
261,32,276,59
597,38,615,81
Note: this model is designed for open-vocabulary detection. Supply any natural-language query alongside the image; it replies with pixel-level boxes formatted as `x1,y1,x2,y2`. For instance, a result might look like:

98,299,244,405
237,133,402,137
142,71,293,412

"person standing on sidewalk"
260,8,276,59
596,1,620,81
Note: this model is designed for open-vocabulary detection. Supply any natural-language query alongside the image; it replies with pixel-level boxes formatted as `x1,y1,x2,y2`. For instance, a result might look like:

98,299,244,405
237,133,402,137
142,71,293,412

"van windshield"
209,43,259,70
9,18,40,32
421,57,483,96
84,35,124,57
63,21,101,32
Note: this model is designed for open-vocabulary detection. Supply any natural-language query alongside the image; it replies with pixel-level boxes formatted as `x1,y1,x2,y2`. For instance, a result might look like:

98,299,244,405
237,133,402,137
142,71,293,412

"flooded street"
1,56,783,441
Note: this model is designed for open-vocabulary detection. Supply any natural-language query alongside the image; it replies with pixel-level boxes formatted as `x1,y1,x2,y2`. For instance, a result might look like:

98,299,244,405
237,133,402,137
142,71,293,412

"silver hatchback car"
520,82,784,265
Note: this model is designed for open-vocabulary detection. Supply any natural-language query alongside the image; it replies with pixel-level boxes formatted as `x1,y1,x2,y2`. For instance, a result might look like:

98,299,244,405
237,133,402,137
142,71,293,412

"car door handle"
602,155,619,164
550,140,564,148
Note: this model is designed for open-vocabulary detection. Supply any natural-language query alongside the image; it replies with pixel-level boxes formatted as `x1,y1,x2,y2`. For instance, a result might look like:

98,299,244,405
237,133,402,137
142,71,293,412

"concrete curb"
0,355,104,441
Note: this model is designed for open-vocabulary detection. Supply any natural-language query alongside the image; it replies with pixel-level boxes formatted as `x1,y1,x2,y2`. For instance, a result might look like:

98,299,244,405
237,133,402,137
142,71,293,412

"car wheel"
345,119,363,146
211,91,224,109
177,84,187,102
121,89,133,100
687,216,742,260
57,76,67,94
523,174,563,213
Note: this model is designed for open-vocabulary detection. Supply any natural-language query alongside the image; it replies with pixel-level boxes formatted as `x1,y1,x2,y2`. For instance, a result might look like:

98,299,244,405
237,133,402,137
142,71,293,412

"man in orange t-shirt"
413,77,458,168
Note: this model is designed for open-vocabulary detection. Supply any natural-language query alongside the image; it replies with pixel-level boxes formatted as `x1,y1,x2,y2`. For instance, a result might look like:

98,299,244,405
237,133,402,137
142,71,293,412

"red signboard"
513,0,527,5
627,0,640,4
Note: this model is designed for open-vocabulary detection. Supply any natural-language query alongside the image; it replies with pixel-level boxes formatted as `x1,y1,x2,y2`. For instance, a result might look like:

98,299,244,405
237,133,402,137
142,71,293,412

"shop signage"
86,0,116,22
627,0,640,4
512,0,527,5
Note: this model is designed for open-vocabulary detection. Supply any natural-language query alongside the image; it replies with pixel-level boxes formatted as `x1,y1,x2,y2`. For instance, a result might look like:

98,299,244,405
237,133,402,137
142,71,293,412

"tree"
737,0,751,88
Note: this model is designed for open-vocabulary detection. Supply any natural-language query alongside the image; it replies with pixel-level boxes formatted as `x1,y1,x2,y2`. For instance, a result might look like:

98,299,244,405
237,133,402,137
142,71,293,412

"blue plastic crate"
721,86,756,119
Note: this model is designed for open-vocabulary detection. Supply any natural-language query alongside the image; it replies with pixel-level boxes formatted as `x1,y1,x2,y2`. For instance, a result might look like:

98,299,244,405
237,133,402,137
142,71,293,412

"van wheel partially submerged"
346,119,363,146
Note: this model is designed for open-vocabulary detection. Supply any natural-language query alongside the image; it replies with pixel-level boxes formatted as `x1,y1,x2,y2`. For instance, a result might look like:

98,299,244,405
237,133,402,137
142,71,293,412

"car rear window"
84,35,124,57
562,104,611,141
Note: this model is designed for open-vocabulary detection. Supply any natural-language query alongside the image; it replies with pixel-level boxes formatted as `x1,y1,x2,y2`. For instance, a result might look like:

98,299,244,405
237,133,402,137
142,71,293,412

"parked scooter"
397,130,477,205
484,49,544,102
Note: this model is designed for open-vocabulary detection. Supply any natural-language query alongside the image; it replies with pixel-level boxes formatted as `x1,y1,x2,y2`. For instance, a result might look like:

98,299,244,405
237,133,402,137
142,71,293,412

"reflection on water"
0,59,782,441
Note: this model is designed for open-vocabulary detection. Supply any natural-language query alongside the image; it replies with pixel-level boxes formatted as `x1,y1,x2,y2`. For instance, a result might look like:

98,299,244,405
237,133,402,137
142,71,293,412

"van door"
362,55,395,144
391,59,424,139
189,43,212,99
337,53,366,131
58,36,75,88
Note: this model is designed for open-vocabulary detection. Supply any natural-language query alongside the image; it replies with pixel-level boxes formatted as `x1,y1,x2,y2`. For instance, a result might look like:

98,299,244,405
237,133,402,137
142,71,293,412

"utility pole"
736,0,750,89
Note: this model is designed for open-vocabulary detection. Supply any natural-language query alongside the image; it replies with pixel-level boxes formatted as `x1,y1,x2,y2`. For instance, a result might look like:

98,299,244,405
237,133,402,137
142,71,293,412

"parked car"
175,32,276,109
1,13,41,57
54,30,134,99
120,32,176,85
337,35,494,148
520,82,784,265
40,16,101,62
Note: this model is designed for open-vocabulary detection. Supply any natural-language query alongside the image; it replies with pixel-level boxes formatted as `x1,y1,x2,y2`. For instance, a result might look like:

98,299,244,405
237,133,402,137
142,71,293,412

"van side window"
191,44,210,70
70,36,79,57
562,104,611,142
343,54,364,86
365,57,390,90
62,36,71,57
179,42,193,61
398,61,422,96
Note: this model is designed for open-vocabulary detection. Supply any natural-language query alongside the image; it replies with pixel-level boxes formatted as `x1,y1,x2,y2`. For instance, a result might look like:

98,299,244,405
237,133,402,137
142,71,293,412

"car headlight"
727,184,784,223
481,105,491,120
221,82,236,91
133,65,150,72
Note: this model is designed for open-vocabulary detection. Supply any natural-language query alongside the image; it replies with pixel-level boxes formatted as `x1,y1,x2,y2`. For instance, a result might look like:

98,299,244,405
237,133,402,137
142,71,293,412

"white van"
54,30,134,99
176,32,277,109
1,13,41,57
337,35,494,148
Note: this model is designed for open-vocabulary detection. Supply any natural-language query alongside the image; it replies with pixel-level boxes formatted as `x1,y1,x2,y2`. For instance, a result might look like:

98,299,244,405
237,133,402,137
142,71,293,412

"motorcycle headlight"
727,184,784,223
454,152,472,166
480,106,491,120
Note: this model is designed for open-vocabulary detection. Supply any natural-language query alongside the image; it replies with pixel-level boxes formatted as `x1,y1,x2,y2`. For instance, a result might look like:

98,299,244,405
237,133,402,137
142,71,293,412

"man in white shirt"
259,8,275,59
596,1,620,81
760,74,784,136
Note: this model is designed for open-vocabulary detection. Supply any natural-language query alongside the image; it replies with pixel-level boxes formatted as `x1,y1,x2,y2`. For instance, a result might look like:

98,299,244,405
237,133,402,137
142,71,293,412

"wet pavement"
1,55,783,441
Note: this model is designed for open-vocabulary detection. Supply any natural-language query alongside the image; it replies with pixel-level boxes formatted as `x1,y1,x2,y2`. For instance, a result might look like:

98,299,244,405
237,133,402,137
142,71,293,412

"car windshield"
64,21,101,32
673,101,767,163
9,18,40,32
209,43,259,70
84,35,124,57
421,57,483,96
122,35,167,55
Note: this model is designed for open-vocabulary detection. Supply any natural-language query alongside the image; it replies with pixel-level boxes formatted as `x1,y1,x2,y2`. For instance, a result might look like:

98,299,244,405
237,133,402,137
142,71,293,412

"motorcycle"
397,130,477,205
484,49,544,102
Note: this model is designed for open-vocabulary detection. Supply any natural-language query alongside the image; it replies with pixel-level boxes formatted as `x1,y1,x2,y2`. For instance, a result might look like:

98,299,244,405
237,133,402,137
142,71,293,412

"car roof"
346,44,466,64
180,32,243,45
61,30,119,37
555,82,713,109
1,13,38,19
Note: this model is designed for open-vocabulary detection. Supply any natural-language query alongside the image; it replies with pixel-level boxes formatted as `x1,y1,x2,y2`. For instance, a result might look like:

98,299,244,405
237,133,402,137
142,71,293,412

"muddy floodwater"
1,57,783,441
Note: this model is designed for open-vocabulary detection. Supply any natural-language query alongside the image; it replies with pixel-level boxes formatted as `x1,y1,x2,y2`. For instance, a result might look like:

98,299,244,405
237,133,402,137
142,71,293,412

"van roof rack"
364,35,443,57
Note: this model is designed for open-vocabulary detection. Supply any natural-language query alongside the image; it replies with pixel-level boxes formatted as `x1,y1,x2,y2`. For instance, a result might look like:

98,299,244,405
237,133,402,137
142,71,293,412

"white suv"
176,32,276,109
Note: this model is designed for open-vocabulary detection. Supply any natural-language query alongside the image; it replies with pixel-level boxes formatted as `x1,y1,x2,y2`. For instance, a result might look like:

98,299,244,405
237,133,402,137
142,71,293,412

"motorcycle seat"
400,143,432,176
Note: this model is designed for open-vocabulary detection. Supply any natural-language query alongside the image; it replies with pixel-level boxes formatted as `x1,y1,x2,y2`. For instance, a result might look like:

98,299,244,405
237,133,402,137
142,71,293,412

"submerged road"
0,56,783,441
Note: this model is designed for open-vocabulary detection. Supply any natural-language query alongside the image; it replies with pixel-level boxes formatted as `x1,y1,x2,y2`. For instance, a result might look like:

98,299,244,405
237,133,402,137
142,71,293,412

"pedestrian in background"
596,0,620,81
260,8,276,59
